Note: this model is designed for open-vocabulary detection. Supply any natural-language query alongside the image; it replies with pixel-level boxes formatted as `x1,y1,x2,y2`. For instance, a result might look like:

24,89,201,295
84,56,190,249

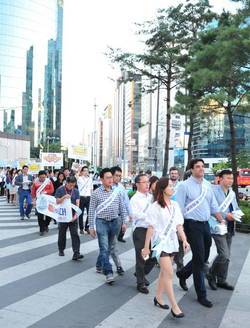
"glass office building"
192,112,250,158
0,0,63,147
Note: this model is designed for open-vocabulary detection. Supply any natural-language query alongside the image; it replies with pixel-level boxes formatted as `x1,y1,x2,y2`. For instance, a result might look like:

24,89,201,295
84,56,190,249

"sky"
61,0,240,146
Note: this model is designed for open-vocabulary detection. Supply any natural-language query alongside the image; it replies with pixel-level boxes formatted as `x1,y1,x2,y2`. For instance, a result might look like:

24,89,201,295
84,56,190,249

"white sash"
96,188,120,216
152,206,176,259
36,178,50,198
219,190,234,213
79,177,92,194
184,183,208,216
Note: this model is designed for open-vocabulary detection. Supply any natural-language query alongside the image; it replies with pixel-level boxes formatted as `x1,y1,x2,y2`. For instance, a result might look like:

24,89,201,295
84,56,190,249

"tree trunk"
185,113,194,171
163,81,171,176
227,106,238,199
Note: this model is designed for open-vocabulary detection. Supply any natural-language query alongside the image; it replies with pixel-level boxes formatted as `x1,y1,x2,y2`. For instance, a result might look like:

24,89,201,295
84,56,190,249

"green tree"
187,7,250,194
108,0,215,174
211,161,230,175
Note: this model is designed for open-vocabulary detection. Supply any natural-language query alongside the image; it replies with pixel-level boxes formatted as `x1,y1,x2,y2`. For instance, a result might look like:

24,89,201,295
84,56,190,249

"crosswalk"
0,196,250,328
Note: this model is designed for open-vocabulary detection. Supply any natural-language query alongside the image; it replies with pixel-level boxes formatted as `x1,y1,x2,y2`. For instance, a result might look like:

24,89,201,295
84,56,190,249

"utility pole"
154,77,160,172
93,99,97,170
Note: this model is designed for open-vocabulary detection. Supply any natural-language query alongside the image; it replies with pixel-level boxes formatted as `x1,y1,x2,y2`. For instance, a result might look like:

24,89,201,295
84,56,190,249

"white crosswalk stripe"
0,196,249,328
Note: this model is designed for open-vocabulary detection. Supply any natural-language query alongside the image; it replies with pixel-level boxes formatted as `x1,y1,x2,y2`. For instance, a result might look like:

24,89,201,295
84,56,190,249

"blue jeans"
96,218,120,275
19,190,32,217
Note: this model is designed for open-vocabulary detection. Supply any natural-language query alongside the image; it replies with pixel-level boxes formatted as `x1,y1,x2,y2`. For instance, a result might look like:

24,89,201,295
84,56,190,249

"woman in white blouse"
142,177,189,318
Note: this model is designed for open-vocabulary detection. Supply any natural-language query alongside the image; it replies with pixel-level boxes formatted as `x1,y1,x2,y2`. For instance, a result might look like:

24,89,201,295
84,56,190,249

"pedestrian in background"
55,175,83,260
15,165,33,220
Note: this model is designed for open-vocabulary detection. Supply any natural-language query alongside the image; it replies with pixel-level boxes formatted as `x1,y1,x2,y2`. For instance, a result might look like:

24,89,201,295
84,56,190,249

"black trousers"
180,220,212,299
0,182,5,196
79,196,90,230
37,212,51,232
133,227,157,286
58,220,80,254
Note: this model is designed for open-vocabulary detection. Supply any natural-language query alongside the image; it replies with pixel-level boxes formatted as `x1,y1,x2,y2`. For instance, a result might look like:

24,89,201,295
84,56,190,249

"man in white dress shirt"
77,166,93,234
130,174,157,294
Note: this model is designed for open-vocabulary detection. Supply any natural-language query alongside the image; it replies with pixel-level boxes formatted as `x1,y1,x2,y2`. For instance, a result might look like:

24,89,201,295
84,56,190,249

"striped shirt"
88,185,127,230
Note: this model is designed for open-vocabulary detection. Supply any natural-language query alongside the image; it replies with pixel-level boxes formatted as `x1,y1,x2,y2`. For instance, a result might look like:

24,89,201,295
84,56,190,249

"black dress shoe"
137,285,149,294
59,250,65,256
176,271,188,291
116,266,125,275
118,238,126,243
198,298,213,308
206,274,217,290
154,297,169,309
171,309,184,318
144,277,150,286
72,253,84,260
217,282,234,290
39,231,44,236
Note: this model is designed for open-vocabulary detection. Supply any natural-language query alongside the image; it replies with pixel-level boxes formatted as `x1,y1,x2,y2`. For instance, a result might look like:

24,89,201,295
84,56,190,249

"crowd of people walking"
0,158,240,319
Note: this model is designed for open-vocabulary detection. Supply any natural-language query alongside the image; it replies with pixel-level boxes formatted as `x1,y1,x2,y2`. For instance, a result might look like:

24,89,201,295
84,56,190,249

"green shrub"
240,205,250,224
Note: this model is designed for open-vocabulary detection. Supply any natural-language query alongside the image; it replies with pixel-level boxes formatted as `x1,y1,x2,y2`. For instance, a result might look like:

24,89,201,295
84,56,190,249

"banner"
71,162,82,171
36,194,73,222
68,145,89,160
29,162,42,175
41,152,63,167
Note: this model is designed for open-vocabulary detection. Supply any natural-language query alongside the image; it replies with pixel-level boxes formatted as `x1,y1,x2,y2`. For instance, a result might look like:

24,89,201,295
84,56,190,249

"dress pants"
58,220,80,254
79,196,90,230
37,212,51,232
174,240,184,271
210,232,233,283
180,220,212,299
133,227,157,286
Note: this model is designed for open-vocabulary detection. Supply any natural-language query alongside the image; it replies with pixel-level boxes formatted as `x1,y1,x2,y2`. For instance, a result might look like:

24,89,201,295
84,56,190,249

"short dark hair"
63,168,70,172
149,176,159,190
110,166,122,175
219,169,233,178
66,176,77,184
154,177,170,208
189,158,205,169
183,169,192,180
135,174,147,184
169,166,179,173
100,168,112,178
22,165,29,169
81,166,89,172
38,170,47,176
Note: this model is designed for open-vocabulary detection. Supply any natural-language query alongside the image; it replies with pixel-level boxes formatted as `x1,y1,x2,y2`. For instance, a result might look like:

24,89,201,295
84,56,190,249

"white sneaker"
106,274,114,284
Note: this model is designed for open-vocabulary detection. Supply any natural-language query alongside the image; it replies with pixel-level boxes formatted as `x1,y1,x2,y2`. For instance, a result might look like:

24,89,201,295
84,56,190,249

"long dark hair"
154,177,170,208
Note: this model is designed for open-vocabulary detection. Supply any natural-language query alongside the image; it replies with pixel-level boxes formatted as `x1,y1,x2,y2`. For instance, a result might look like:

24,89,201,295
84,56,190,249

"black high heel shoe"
153,297,169,309
171,309,184,318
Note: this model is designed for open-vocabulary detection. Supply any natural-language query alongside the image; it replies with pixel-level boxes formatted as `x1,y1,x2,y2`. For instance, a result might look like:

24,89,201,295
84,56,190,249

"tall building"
112,71,142,174
0,0,63,150
192,111,250,172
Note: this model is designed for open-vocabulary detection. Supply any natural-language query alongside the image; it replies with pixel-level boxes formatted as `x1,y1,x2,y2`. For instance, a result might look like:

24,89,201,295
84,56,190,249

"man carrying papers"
55,176,83,260
31,170,54,236
207,169,241,291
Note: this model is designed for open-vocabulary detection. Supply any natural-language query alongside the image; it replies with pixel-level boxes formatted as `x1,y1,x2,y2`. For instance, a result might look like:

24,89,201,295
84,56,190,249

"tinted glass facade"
192,113,250,158
0,0,63,147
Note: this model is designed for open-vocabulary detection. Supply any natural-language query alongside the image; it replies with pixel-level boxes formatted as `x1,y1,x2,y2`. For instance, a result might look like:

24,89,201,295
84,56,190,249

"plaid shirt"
88,185,127,230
